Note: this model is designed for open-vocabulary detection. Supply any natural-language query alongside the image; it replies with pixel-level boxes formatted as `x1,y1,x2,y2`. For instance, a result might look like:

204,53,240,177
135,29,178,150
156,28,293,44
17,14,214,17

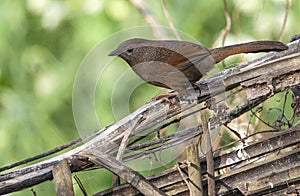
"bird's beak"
108,49,120,56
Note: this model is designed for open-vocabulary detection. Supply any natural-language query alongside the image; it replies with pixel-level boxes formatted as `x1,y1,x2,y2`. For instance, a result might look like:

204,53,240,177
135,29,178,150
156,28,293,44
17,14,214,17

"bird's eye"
127,48,134,53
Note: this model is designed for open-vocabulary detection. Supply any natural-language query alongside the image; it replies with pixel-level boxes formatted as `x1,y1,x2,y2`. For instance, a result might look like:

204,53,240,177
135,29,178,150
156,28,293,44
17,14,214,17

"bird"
109,38,288,96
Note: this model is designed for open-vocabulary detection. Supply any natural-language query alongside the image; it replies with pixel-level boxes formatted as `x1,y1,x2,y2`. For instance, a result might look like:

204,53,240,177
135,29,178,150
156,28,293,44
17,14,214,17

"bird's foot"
148,92,178,104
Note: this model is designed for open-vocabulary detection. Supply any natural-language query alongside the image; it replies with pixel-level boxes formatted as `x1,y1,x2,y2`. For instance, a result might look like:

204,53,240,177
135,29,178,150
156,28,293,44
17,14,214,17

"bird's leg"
153,92,177,100
149,92,179,104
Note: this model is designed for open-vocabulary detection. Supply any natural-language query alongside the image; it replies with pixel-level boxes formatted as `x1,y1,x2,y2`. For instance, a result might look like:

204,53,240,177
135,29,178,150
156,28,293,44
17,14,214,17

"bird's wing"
165,42,213,73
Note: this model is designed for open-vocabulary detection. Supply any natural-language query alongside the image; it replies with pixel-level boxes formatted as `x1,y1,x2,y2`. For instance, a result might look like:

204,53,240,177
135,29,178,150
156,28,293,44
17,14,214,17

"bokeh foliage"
0,0,299,195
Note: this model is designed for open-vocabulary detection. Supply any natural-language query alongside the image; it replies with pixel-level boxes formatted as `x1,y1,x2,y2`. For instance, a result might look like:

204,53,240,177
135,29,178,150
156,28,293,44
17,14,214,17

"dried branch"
211,0,231,49
186,144,203,196
0,40,299,195
81,152,166,196
161,0,181,40
52,159,74,196
96,124,300,195
279,0,292,41
129,0,168,39
200,113,215,196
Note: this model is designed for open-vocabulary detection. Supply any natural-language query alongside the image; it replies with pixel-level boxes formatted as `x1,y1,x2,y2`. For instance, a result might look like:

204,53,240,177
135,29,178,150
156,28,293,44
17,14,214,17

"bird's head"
109,38,153,65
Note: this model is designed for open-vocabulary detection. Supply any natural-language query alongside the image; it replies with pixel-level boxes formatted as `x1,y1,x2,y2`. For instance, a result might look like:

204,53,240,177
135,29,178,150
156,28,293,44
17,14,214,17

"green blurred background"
0,0,299,195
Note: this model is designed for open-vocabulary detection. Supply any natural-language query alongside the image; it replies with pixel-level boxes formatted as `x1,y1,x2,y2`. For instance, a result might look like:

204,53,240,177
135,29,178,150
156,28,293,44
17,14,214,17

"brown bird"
109,38,288,95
